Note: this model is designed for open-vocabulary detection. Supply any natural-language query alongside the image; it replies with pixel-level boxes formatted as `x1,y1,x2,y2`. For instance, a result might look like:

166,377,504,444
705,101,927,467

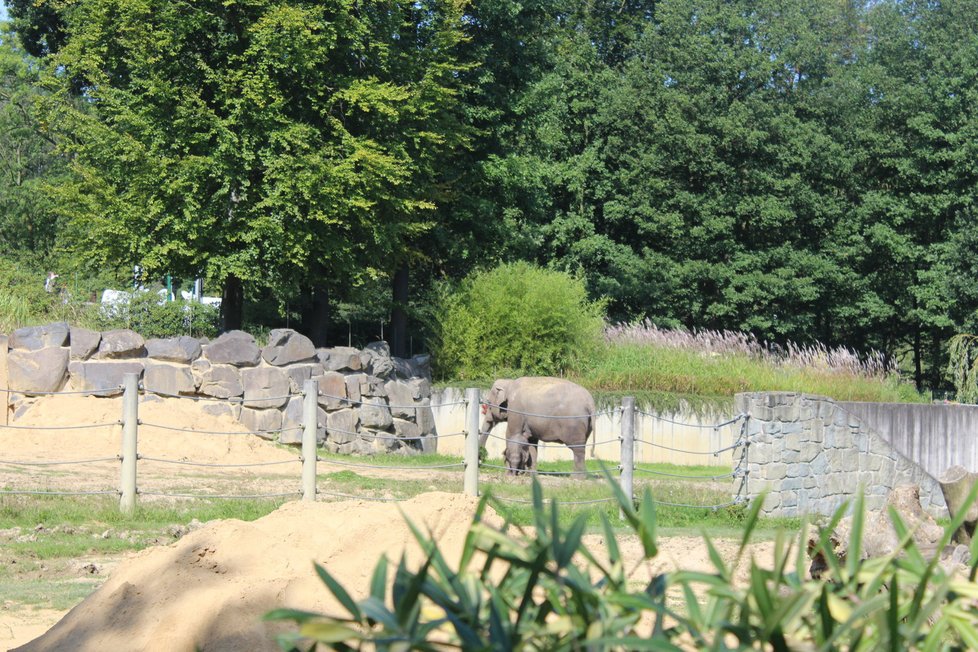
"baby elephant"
479,377,596,477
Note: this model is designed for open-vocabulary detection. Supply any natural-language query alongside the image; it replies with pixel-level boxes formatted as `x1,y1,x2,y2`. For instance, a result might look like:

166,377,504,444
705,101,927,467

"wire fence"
0,376,751,511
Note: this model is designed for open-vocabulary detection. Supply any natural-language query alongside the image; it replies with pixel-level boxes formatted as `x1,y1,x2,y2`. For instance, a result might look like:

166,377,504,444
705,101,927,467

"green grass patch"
572,342,926,404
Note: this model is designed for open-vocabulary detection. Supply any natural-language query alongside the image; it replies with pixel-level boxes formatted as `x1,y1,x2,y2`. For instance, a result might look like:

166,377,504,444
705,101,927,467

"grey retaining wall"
736,392,946,517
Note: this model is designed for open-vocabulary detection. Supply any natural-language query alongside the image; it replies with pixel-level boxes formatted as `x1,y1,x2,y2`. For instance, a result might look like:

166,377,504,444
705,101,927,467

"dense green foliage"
268,479,978,650
3,0,978,394
91,288,221,339
432,263,605,379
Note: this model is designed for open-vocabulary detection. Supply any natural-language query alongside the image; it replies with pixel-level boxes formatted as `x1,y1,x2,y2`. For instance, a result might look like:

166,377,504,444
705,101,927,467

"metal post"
620,396,635,518
464,388,480,497
119,373,139,514
302,379,319,501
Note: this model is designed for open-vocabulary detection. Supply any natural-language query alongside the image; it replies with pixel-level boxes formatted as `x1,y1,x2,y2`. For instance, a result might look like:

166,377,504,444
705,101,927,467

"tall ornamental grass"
432,262,605,380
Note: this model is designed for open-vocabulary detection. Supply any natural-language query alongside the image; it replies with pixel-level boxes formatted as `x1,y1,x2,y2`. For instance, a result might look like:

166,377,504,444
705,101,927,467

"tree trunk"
221,274,244,332
939,465,978,544
305,285,330,348
914,327,923,392
390,263,409,358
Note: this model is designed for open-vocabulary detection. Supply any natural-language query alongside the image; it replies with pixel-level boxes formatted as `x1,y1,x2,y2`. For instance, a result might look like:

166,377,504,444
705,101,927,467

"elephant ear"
496,382,508,412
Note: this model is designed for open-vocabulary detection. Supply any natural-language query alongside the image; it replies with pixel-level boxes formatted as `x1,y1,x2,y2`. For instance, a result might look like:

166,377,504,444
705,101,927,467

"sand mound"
13,493,490,652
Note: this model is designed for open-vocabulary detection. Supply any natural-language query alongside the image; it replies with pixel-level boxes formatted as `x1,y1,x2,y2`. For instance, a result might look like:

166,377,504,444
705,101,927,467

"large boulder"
360,341,394,379
393,354,432,380
203,330,261,367
326,409,360,445
95,329,146,359
8,347,69,393
146,336,202,364
317,347,362,372
392,418,422,443
385,379,418,420
144,362,196,396
196,363,244,399
285,363,324,394
68,360,144,395
10,322,70,351
345,373,366,404
358,397,393,430
281,396,327,445
241,367,291,409
315,372,348,410
238,407,283,440
416,398,438,453
261,329,316,366
70,326,101,360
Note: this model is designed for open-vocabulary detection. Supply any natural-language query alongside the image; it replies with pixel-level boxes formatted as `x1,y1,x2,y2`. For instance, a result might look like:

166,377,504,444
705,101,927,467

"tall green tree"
32,0,470,338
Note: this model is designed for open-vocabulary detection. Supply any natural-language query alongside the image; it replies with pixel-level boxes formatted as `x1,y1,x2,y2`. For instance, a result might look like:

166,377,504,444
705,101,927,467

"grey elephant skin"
479,377,596,477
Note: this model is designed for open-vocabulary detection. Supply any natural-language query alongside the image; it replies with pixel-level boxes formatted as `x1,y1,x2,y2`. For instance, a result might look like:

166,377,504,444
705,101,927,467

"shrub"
268,477,978,651
92,287,220,339
432,262,605,380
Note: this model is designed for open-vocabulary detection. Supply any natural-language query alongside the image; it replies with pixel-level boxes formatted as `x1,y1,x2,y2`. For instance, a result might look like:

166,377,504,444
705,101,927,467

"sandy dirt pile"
12,493,490,652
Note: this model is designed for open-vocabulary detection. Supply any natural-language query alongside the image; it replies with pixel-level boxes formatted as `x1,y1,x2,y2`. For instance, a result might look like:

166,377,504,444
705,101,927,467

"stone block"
10,322,69,351
286,363,323,394
316,372,348,409
360,341,394,379
198,364,243,399
842,453,858,473
781,449,799,464
203,330,260,366
8,347,69,393
416,399,437,453
800,442,821,462
145,336,202,363
359,397,393,429
749,444,771,464
326,409,359,445
261,329,317,366
385,379,418,419
782,491,798,509
68,360,144,395
241,367,291,408
238,407,283,439
202,402,239,420
144,362,195,396
393,418,422,442
345,373,365,404
360,376,386,398
810,452,828,475
761,493,782,513
318,347,362,372
764,462,787,481
786,463,809,478
95,329,146,359
70,326,101,360
281,396,327,445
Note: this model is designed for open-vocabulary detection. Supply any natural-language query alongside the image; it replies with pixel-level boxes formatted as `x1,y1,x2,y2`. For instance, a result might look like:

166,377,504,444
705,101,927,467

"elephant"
479,376,596,477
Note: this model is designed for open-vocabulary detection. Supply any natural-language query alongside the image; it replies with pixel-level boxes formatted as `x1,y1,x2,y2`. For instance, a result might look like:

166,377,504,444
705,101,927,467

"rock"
315,372,348,410
326,409,360,445
285,363,324,394
393,418,422,442
280,396,327,445
385,380,418,419
939,465,978,544
145,336,202,363
69,326,101,360
345,373,365,405
8,347,69,393
190,359,211,389
416,398,438,454
95,330,146,359
366,428,401,453
359,397,393,430
241,367,291,409
237,407,283,439
197,364,243,399
261,329,317,366
359,376,386,398
201,402,239,420
393,354,432,380
143,362,196,396
203,330,260,367
68,360,144,396
360,341,394,378
9,322,69,351
317,347,362,372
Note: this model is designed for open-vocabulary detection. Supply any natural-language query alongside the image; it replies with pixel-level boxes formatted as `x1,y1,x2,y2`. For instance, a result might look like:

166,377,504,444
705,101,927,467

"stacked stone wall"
2,322,436,454
735,392,946,517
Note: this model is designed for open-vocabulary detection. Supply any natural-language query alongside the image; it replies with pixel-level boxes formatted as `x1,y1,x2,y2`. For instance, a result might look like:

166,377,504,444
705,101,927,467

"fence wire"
319,457,465,471
138,490,298,500
139,456,299,469
0,386,122,396
139,421,298,437
0,456,118,466
0,421,120,431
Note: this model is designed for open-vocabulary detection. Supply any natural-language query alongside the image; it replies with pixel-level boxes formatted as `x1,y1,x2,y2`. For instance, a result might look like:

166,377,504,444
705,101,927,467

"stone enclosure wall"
735,392,946,517
1,322,437,454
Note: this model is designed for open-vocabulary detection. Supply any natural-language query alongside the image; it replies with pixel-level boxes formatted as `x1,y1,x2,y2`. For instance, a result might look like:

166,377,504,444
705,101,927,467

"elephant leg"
527,436,539,474
571,444,586,478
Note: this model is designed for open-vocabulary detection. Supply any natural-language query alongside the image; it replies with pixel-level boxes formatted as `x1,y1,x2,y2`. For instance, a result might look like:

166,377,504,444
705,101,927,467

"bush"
92,287,220,339
432,262,605,380
268,477,978,651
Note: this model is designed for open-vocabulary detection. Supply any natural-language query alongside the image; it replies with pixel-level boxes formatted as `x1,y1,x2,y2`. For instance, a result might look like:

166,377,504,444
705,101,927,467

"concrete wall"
431,387,741,466
840,401,978,480
735,392,946,517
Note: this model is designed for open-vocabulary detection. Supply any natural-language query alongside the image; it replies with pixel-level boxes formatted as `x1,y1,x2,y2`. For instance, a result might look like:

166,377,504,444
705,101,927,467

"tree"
33,0,471,337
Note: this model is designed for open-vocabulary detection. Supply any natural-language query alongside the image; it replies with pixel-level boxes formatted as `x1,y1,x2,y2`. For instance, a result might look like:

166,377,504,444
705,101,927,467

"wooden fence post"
620,396,635,518
302,379,319,501
464,388,480,497
119,373,139,514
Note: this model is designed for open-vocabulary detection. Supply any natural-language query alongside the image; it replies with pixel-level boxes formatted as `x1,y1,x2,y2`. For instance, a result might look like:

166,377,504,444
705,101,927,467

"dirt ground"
1,395,788,651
